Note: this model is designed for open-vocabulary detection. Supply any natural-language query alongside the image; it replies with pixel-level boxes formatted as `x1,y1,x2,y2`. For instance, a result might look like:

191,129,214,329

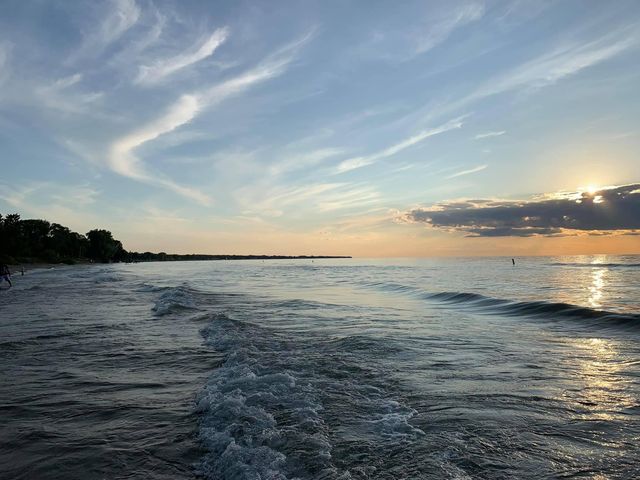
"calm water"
1,256,639,479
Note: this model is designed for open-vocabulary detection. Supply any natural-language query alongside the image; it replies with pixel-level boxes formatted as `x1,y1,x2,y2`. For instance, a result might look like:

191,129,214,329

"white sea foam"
195,313,431,479
197,315,338,479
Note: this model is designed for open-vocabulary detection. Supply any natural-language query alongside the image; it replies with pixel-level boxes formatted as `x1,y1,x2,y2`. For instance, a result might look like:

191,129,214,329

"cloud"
136,27,229,85
428,28,638,119
269,148,345,175
239,181,382,216
99,0,141,45
445,164,488,179
0,181,100,225
402,184,640,236
109,94,211,204
69,0,141,63
200,28,315,105
110,94,200,178
335,115,465,174
108,31,314,203
474,130,505,140
413,2,485,55
473,31,637,100
36,73,104,114
316,184,381,212
354,2,484,62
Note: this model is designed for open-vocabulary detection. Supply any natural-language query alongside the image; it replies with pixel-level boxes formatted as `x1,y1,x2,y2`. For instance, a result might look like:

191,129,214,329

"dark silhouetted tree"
86,229,124,263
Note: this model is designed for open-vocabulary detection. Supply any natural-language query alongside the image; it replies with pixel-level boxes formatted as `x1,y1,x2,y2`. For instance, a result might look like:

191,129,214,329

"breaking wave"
152,286,199,316
426,291,640,328
195,313,424,479
363,281,639,329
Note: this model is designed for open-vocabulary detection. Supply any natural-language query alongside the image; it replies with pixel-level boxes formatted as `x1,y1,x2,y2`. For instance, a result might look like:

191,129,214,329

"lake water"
1,255,639,479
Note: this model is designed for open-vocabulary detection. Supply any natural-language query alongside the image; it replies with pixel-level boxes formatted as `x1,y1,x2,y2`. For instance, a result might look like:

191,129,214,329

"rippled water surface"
1,255,640,479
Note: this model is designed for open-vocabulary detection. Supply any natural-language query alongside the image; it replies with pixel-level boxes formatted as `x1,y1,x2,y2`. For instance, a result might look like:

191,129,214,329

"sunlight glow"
586,185,599,195
588,267,606,308
569,336,634,424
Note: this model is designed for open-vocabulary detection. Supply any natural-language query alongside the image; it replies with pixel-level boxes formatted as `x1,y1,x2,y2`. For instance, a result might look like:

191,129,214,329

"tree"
48,223,89,261
0,213,21,256
19,219,51,259
0,213,130,264
86,229,123,263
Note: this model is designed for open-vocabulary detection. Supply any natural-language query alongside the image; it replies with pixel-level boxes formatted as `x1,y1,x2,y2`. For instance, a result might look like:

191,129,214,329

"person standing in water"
512,258,516,266
1,264,12,287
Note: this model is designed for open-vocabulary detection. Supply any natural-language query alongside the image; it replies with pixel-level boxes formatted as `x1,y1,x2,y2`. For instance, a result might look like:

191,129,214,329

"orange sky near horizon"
116,221,640,258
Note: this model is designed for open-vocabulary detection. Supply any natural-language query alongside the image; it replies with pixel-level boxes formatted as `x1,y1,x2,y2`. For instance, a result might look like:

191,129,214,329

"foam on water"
196,314,339,479
195,312,427,479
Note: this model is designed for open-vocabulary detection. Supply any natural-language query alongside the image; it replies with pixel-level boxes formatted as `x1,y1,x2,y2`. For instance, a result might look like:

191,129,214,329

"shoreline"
6,256,353,275
7,262,92,273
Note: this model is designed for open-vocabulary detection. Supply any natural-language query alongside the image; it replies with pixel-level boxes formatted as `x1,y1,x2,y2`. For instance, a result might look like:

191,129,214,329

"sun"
586,185,599,195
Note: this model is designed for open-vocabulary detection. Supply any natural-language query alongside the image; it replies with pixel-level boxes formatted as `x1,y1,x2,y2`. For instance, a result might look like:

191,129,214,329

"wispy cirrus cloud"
97,0,141,46
269,148,345,176
335,115,466,174
474,130,505,140
417,27,639,123
109,94,212,204
238,181,381,217
412,2,485,55
68,0,141,63
109,30,315,203
0,181,100,228
36,73,104,114
402,184,640,237
316,184,381,212
135,27,229,85
110,94,200,175
446,164,488,179
354,2,484,62
470,30,637,103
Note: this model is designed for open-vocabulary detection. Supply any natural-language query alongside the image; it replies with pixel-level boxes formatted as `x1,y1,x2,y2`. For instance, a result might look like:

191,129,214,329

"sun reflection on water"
588,268,606,309
567,337,635,423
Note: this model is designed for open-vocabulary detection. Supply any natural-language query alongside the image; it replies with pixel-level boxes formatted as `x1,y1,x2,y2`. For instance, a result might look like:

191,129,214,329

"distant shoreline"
9,255,352,269
126,255,353,261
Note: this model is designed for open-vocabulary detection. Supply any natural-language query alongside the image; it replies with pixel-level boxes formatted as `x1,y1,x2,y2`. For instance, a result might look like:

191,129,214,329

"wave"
93,272,125,283
196,314,340,479
152,286,199,316
362,280,639,329
196,313,425,479
425,291,640,328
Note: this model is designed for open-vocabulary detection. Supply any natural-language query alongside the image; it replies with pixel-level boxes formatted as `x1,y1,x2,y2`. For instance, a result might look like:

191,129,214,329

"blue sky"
0,0,639,255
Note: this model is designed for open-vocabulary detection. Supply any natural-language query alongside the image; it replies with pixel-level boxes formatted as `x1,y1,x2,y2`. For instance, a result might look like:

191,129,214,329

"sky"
0,0,639,256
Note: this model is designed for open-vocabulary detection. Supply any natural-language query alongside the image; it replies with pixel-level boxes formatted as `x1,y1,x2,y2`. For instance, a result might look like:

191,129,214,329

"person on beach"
1,264,12,287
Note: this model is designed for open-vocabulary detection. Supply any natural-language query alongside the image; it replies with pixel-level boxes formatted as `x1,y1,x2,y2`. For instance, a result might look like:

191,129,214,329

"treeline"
0,213,351,264
0,214,126,264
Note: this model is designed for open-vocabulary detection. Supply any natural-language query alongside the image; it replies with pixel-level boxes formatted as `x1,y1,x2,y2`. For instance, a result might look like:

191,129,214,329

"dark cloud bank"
404,184,640,237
